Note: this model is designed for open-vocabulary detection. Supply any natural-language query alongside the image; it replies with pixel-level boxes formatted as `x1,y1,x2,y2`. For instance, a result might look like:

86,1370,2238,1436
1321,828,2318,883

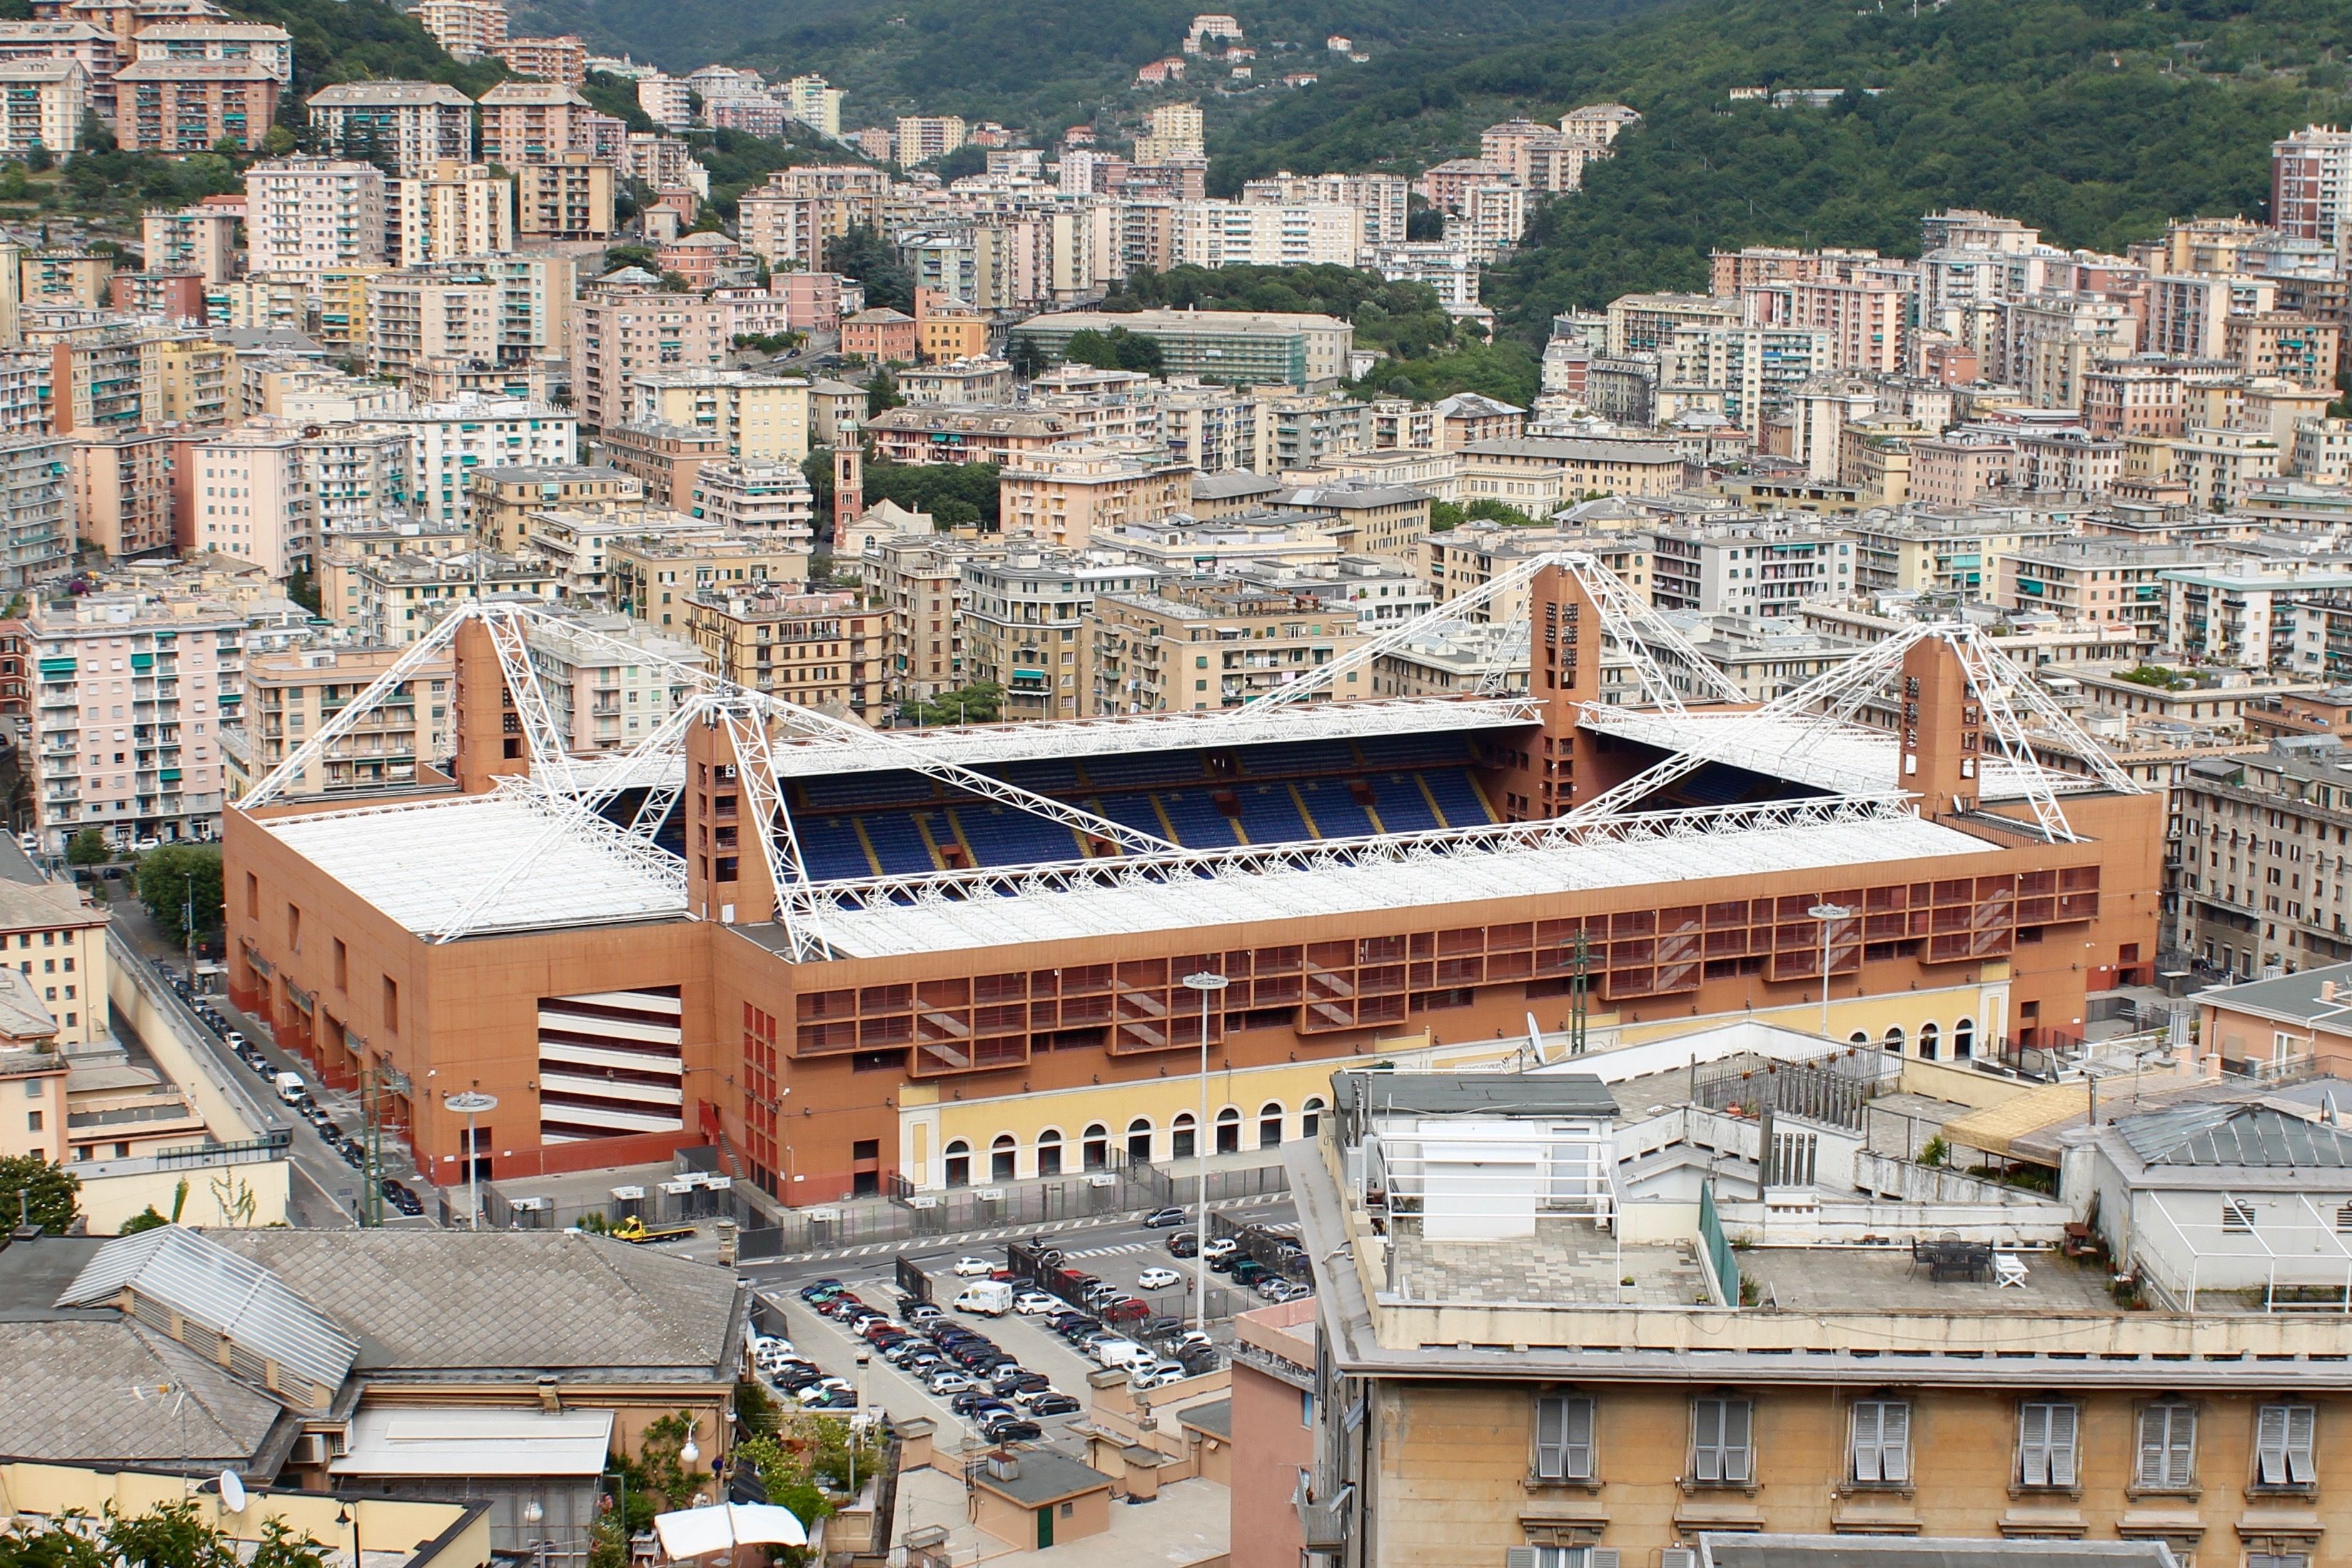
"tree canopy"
0,1154,79,1235
136,845,223,948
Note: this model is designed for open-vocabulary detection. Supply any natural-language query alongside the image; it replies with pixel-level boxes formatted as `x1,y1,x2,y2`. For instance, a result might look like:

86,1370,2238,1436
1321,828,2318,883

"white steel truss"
1568,620,2145,841
1228,552,1746,719
479,605,580,800
241,611,475,809
795,791,1917,914
717,702,829,963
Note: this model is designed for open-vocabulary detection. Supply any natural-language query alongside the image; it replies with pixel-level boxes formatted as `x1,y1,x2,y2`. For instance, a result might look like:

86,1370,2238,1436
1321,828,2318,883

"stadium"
222,555,2163,1201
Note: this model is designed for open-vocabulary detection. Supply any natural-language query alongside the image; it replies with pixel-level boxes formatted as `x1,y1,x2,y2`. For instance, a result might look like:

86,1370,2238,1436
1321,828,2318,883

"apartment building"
303,81,473,176
0,59,84,154
864,532,986,701
2272,122,2352,250
2168,562,2352,669
523,611,706,752
1013,308,1353,390
0,882,105,1053
1169,200,1359,270
997,442,1191,547
66,428,176,557
0,434,67,588
1647,515,1857,614
475,80,591,163
682,586,887,717
141,203,238,284
414,0,504,58
630,370,810,462
1238,170,1410,249
1845,507,2074,598
243,158,386,280
111,59,277,152
494,34,585,87
865,405,1095,467
737,166,889,270
1994,540,2199,646
388,160,510,266
1456,436,1685,510
242,645,452,796
608,531,809,632
960,552,1160,720
633,71,690,129
26,588,238,849
514,153,613,243
467,462,641,552
685,460,815,540
894,113,965,167
1085,579,1361,714
332,548,558,644
567,273,730,430
384,394,577,523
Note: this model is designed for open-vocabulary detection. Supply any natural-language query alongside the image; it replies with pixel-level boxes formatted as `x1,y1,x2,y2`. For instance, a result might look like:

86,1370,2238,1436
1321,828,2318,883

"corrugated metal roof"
2117,1103,2352,1168
57,1226,358,1392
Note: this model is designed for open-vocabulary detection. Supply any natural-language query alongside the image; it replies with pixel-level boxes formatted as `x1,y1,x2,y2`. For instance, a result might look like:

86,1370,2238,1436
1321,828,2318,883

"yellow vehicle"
610,1215,696,1244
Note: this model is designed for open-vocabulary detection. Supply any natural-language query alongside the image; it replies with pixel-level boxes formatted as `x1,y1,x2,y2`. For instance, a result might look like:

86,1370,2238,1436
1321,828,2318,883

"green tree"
821,223,913,313
136,844,223,946
65,829,108,866
1061,326,1164,373
0,1153,80,1235
106,1502,237,1568
864,366,904,415
118,1205,170,1234
898,680,1003,727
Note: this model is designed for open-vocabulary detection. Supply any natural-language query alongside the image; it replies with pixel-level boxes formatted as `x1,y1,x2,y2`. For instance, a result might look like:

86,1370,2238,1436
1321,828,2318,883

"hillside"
508,0,1656,134
226,0,505,107
1212,0,2347,343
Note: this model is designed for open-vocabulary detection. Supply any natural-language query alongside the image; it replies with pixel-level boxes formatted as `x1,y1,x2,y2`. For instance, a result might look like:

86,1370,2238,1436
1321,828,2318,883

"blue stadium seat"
1354,734,1473,770
1088,791,1176,841
1236,740,1358,777
949,803,1087,866
799,771,937,810
859,811,937,875
1081,751,1207,789
1233,783,1311,844
1422,769,1494,827
1369,774,1440,833
794,815,875,881
1294,780,1375,839
1155,789,1241,848
989,759,1084,794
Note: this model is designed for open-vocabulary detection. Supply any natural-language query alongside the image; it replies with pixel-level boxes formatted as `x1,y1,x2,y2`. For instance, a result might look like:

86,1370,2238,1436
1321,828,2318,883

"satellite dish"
218,1472,247,1512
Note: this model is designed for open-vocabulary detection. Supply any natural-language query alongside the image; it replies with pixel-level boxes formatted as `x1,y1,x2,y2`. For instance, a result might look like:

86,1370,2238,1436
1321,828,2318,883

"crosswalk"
1060,1240,1149,1260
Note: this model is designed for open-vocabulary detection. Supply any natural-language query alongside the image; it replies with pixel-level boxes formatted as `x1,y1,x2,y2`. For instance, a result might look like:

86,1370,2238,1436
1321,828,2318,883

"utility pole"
1570,928,1590,1056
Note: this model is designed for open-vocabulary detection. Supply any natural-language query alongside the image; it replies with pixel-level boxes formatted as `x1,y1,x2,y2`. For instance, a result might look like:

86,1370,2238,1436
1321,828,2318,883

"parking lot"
749,1225,1266,1452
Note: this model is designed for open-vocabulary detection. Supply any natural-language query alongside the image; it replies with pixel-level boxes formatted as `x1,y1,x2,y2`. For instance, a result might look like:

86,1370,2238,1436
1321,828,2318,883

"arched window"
1953,1018,1975,1059
1171,1111,1197,1161
1082,1122,1109,1170
1126,1118,1154,1164
1849,1031,1872,1048
943,1138,971,1188
1917,1022,1940,1062
1259,1101,1285,1148
990,1133,1017,1183
1883,1025,1905,1056
1301,1097,1326,1138
1216,1106,1242,1155
1036,1127,1064,1178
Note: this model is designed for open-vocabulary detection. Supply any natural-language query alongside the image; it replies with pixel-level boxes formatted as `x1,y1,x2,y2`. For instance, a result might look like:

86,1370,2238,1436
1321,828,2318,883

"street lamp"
1180,971,1228,1332
678,1418,701,1468
336,1504,360,1568
446,1090,497,1230
1809,902,1853,1041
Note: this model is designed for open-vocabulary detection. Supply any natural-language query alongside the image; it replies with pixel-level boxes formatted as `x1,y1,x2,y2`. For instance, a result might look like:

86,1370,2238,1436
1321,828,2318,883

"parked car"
1263,1279,1311,1303
904,1303,946,1327
1166,1231,1198,1258
1141,1206,1187,1228
1101,1298,1151,1323
926,1369,974,1395
1012,1290,1058,1315
1023,1392,1081,1417
952,1255,994,1277
949,1390,1011,1417
1230,1260,1268,1287
981,1417,1042,1443
1202,1238,1238,1263
1136,1267,1181,1290
223,1031,247,1052
994,1370,1050,1396
797,1279,844,1303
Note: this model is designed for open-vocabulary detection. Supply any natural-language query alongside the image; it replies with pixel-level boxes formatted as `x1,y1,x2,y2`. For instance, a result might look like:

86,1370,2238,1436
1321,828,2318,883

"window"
286,902,301,951
1851,1400,1910,1484
1082,1122,1109,1170
1216,1106,1241,1155
942,1139,971,1188
1954,1017,1975,1058
25,1110,39,1131
2019,1401,2079,1488
1126,1117,1153,1163
2249,1556,2310,1568
382,976,398,1031
1301,1388,1313,1427
2136,1402,2196,1491
1036,1128,1064,1177
1171,1113,1196,1161
1259,1101,1284,1148
1917,1022,1939,1062
1301,1097,1324,1138
2256,1404,2316,1489
1535,1393,1595,1482
1691,1395,1751,1484
333,938,347,990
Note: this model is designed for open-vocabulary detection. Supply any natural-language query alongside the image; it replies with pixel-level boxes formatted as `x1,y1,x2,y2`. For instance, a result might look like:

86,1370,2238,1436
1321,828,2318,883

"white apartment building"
524,610,707,752
686,459,816,540
1237,170,1410,250
1171,199,1358,269
27,590,241,849
635,72,691,129
0,60,85,156
0,434,67,589
243,158,387,283
1648,515,1857,614
385,395,577,522
303,81,475,177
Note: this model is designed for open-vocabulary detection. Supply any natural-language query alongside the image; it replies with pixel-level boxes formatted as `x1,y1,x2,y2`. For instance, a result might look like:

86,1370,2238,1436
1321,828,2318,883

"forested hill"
1212,0,2346,343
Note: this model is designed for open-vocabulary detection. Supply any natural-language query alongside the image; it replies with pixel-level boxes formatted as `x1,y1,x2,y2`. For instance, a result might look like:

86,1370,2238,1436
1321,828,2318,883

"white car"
1202,1238,1238,1262
752,1335,796,1369
1135,1267,1181,1291
133,836,160,851
952,1255,994,1277
14,834,35,854
1012,1290,1058,1314
1129,1362,1188,1390
794,1378,854,1405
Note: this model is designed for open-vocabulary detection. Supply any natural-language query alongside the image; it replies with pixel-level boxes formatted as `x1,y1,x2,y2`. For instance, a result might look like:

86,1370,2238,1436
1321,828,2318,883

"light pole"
181,869,197,984
1809,901,1853,1041
1180,971,1228,1332
447,1090,497,1229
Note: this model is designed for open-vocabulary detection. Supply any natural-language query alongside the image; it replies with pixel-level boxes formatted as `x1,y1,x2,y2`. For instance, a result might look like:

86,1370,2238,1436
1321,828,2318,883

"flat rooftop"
1737,1245,2116,1314
257,791,685,939
794,809,1999,959
1388,1230,1710,1307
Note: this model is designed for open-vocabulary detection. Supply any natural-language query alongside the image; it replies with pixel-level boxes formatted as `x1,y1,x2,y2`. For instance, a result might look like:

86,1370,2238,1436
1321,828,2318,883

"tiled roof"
211,1230,742,1375
0,1319,287,1466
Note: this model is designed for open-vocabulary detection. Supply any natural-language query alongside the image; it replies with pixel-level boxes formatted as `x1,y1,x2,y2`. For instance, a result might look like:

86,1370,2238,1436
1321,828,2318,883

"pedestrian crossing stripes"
1061,1240,1149,1259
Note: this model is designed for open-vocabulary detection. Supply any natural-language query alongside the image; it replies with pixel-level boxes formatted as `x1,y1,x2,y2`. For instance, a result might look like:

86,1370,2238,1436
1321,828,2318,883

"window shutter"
1535,1395,1567,1481
2258,1404,2289,1487
2136,1405,2166,1488
1693,1399,1722,1483
1879,1402,1910,1484
1588,1552,1619,1568
2049,1404,2079,1488
1562,1396,1594,1481
2164,1406,2195,1489
1852,1402,1882,1482
1503,1550,1540,1568
1660,1553,1698,1568
1723,1398,1752,1484
2287,1403,2316,1485
2019,1402,2049,1486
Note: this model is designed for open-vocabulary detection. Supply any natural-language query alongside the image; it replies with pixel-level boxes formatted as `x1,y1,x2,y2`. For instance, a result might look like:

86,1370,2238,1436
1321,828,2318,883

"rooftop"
1737,1245,2116,1314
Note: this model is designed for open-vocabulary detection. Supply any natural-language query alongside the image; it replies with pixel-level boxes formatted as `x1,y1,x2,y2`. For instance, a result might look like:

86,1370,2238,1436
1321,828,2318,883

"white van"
1091,1337,1151,1370
953,1280,1014,1316
273,1071,306,1105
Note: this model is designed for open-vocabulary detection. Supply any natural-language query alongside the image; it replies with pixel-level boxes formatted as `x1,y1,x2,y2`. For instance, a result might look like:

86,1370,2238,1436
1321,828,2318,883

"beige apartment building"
0,880,107,1048
141,204,238,284
244,646,453,796
514,153,613,243
523,611,707,753
682,586,887,719
475,80,590,163
467,463,643,552
1456,436,1685,510
1085,579,1362,714
609,531,809,632
959,552,1160,721
66,428,176,557
631,370,812,463
389,161,512,267
864,532,986,702
568,275,730,429
997,442,1191,547
303,81,475,177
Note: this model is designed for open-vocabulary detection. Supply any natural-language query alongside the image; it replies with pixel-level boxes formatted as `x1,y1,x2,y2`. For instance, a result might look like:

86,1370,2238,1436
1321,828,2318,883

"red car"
1101,1297,1151,1323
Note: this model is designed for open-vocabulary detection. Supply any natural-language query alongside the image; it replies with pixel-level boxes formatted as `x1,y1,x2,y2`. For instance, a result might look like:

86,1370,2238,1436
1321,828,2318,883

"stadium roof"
258,791,685,939
1580,706,2086,805
787,808,1997,959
